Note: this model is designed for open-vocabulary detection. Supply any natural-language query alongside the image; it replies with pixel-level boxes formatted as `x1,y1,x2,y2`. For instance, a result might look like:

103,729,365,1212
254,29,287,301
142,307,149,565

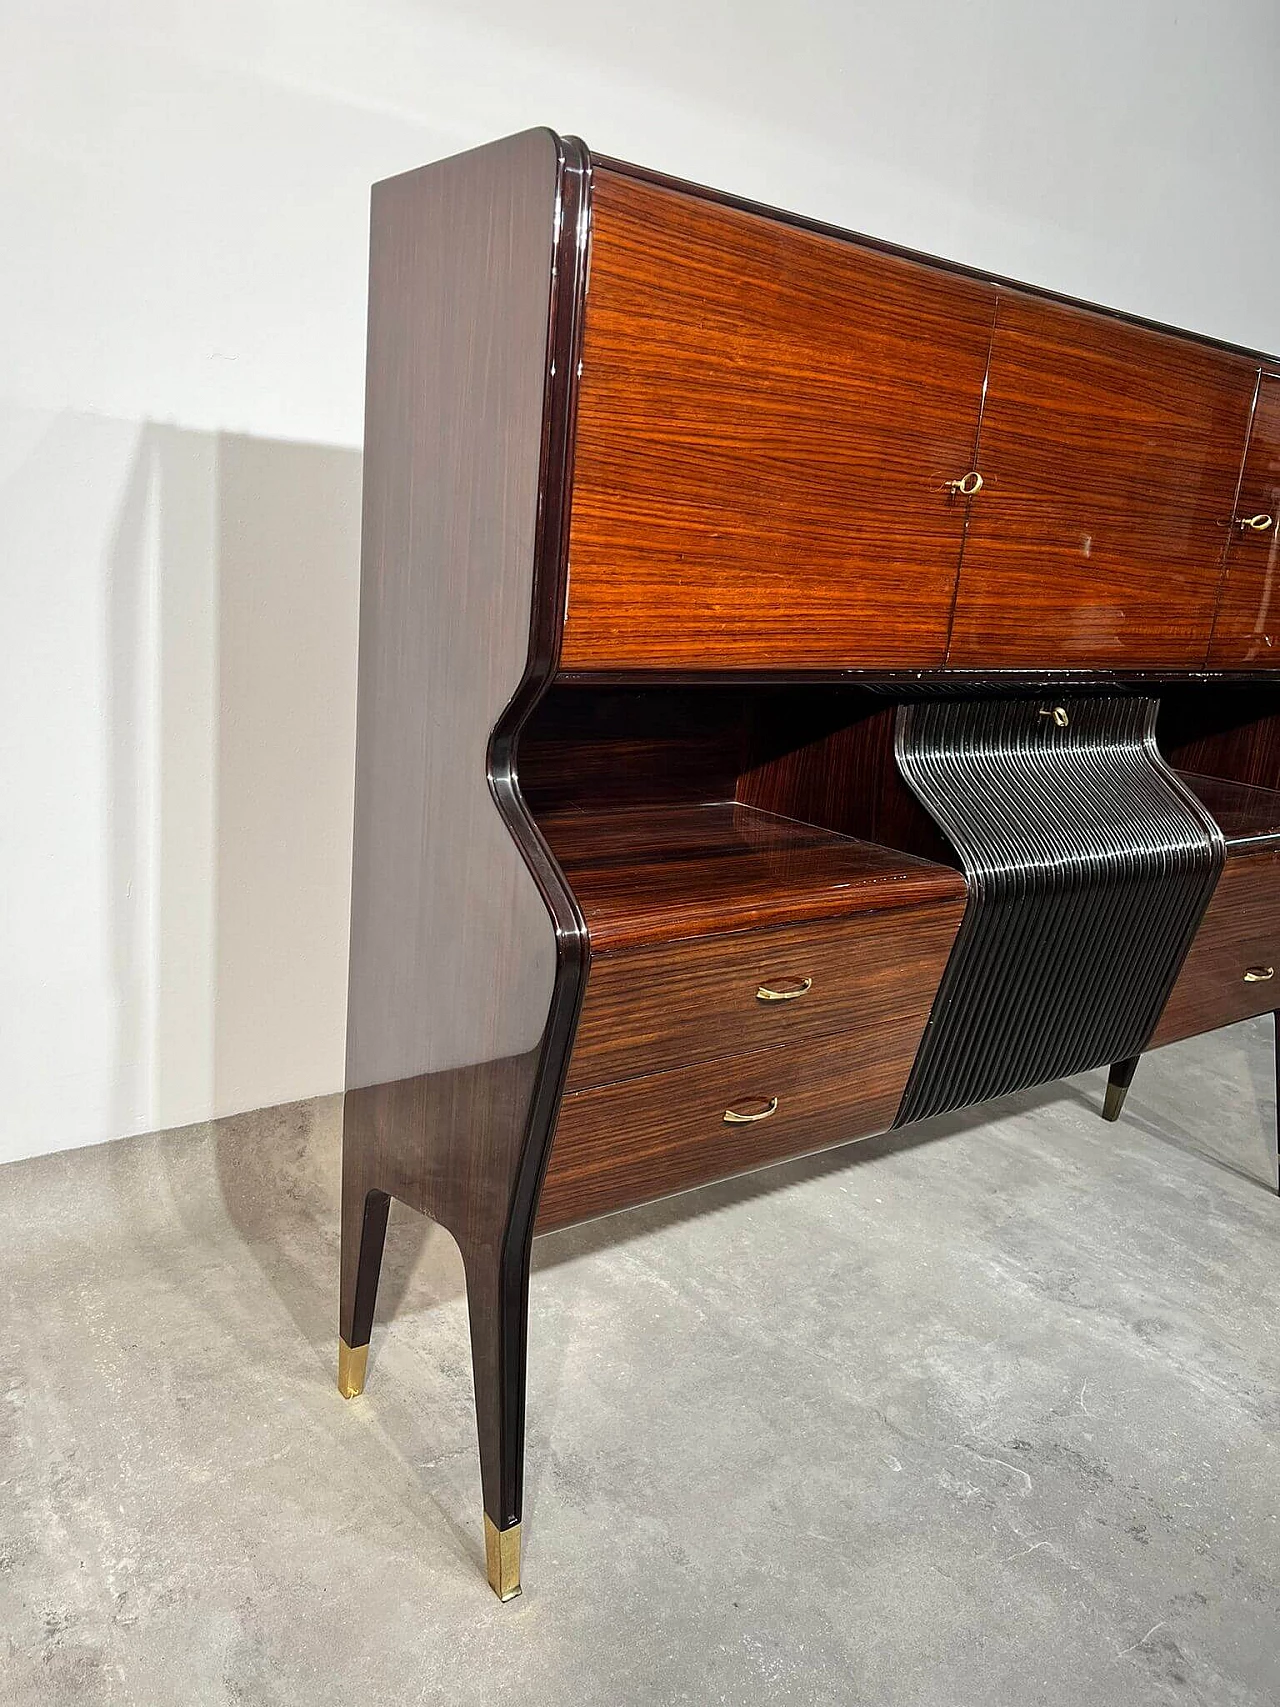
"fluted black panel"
893,696,1223,1126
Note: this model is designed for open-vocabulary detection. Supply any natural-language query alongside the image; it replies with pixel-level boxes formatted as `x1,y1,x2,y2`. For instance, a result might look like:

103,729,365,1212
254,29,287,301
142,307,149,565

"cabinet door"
947,295,1257,669
1207,374,1280,666
561,171,996,671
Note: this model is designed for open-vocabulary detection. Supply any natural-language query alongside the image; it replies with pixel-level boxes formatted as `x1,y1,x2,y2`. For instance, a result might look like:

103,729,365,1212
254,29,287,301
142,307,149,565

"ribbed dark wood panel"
893,696,1224,1125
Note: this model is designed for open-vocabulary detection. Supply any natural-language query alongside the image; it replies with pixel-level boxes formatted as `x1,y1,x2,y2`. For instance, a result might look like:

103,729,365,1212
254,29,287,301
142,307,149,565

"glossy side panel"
1149,847,1280,1047
893,697,1225,1125
345,127,561,1104
560,168,996,670
947,297,1257,669
341,129,590,1527
1208,373,1280,666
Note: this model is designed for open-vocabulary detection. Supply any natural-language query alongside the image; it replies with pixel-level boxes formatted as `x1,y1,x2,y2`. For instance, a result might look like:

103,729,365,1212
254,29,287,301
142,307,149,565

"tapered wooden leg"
1102,1055,1140,1122
463,1240,530,1600
339,1183,391,1397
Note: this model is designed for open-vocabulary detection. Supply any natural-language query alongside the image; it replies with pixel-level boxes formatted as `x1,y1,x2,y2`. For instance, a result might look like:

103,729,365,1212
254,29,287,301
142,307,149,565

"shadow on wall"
0,406,361,1165
111,422,364,1130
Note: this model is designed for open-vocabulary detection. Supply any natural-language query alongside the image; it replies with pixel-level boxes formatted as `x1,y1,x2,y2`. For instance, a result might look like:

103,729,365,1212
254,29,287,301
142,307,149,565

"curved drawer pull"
756,976,813,1003
1237,513,1275,533
1243,965,1275,982
944,470,984,498
723,1096,779,1125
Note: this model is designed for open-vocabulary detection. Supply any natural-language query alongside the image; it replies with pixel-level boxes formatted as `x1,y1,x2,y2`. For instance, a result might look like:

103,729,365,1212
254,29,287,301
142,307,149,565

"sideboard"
338,130,1280,1600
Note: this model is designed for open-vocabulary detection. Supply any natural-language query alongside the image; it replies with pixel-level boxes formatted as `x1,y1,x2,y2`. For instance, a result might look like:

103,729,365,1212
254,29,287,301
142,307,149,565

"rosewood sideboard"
339,129,1280,1600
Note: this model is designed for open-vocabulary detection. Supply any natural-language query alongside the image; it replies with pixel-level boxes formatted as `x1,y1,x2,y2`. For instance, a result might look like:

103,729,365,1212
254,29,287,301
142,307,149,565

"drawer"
1149,847,1280,1047
565,898,965,1092
540,1022,929,1232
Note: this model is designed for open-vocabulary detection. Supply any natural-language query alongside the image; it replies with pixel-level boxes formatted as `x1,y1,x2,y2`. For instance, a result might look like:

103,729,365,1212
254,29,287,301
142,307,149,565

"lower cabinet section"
540,889,964,1229
539,1022,930,1231
1149,845,1280,1047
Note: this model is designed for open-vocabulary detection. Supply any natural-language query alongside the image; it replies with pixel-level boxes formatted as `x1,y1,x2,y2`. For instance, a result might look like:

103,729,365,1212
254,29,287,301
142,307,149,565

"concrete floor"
2,1024,1279,1707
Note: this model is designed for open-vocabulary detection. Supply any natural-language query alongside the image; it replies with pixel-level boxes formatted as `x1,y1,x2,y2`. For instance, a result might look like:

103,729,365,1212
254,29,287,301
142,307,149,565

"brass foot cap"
337,1339,369,1399
484,1516,521,1601
1101,1083,1127,1123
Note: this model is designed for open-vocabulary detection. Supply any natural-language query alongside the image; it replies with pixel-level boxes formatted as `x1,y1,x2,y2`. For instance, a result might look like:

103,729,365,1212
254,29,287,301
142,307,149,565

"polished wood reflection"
1178,771,1280,849
1208,373,1280,666
947,294,1257,668
561,169,996,670
539,800,965,951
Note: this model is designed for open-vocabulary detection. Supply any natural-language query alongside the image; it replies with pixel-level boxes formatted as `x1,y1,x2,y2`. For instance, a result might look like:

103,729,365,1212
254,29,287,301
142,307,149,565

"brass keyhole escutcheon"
945,470,984,498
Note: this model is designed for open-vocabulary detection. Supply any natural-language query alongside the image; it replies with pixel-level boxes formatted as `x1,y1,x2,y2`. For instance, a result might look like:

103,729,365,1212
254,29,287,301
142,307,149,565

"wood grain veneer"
1159,686,1280,792
520,685,748,812
947,294,1258,669
1149,847,1280,1046
565,897,966,1092
1208,373,1280,667
538,1028,929,1231
538,800,967,951
560,168,996,670
737,697,956,866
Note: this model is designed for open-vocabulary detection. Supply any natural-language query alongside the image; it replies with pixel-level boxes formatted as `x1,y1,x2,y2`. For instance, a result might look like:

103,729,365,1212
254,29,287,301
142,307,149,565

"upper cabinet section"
560,171,997,671
1208,373,1280,667
554,153,1273,676
947,297,1258,669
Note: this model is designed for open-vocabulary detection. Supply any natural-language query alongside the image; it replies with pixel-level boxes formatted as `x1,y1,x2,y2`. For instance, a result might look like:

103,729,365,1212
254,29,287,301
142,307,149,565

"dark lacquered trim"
482,134,592,1527
892,696,1224,1126
555,669,1280,690
592,153,1277,370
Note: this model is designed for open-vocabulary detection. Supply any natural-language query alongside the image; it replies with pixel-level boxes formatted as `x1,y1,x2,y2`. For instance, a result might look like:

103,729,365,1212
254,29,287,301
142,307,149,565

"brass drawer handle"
756,976,813,1003
1237,514,1275,533
944,470,983,497
723,1096,779,1125
1243,965,1275,982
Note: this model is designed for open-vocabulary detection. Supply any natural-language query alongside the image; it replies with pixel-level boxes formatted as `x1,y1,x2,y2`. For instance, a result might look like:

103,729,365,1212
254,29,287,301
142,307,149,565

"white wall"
3,0,1279,1165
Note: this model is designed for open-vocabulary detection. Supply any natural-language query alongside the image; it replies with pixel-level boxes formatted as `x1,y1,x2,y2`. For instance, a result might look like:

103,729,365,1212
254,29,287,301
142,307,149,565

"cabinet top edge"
583,142,1276,371
367,127,1276,372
